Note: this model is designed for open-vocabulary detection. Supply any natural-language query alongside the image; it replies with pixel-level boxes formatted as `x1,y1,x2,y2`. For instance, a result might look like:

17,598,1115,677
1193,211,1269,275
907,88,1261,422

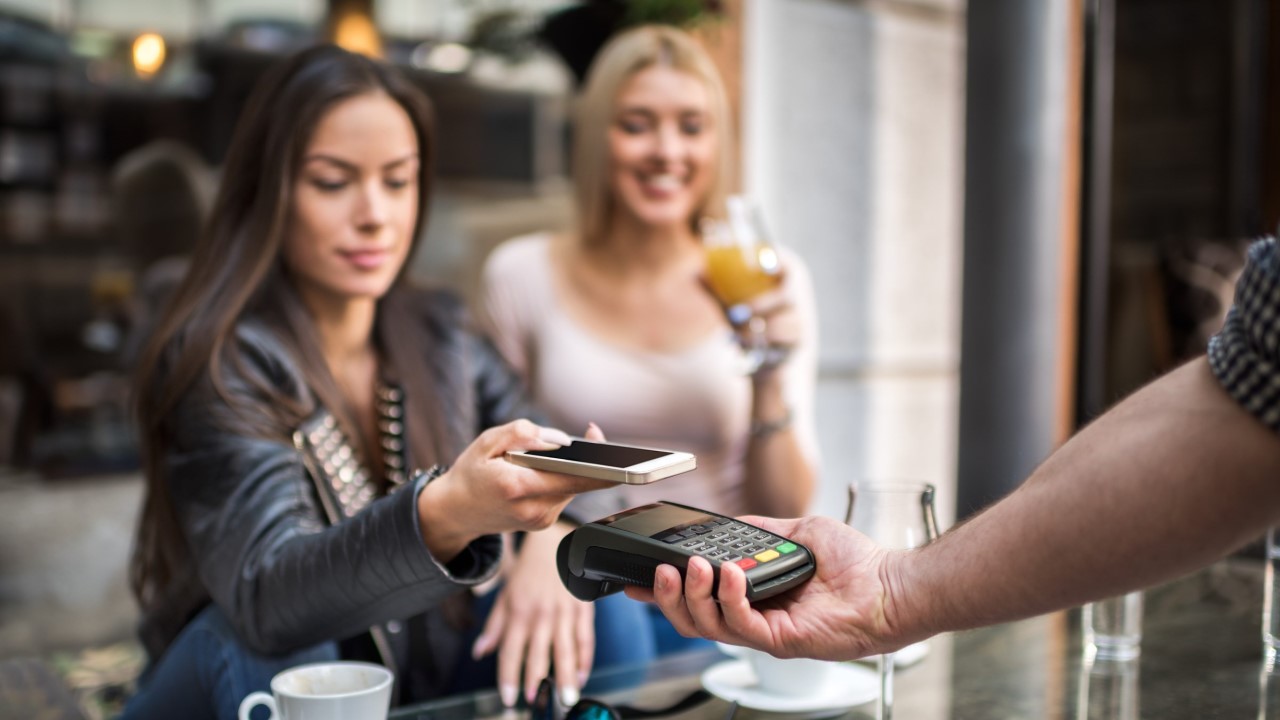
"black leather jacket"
140,289,620,696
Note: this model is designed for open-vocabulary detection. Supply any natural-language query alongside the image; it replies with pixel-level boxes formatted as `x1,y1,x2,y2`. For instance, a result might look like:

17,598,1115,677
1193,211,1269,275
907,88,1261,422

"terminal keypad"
658,517,798,569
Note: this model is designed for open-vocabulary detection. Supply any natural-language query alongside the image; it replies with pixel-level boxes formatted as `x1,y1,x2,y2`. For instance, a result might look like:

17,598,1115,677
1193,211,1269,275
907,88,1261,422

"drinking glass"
844,482,942,720
701,196,784,374
1083,591,1143,661
1264,527,1280,661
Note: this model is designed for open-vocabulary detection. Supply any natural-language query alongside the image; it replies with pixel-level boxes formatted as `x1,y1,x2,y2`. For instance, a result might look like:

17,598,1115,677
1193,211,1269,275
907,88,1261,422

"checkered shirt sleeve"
1208,237,1280,433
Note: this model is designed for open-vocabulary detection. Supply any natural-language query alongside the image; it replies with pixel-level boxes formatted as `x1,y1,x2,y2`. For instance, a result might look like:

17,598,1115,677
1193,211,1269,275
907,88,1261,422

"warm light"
334,11,382,58
132,32,166,77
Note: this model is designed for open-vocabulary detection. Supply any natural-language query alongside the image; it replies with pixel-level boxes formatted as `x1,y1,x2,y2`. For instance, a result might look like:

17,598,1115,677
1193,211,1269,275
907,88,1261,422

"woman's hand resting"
473,521,591,708
470,422,606,708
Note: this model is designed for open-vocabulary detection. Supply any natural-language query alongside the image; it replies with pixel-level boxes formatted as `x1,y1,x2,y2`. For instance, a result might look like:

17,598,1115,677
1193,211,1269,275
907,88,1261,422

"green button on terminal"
777,542,798,554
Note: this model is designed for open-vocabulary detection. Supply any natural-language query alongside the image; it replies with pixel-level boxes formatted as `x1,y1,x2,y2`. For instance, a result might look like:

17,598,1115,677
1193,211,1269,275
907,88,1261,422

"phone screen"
523,440,670,469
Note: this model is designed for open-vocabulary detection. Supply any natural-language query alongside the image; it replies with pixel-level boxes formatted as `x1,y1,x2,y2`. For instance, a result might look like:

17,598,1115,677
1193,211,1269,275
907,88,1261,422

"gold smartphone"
506,439,696,485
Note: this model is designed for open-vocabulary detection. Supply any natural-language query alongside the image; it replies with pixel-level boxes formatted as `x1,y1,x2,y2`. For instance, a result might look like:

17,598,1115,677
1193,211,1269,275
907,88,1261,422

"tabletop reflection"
392,560,1269,720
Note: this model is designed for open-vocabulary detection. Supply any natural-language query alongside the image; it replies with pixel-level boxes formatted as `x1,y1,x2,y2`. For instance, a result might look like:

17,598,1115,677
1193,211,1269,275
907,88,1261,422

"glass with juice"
701,196,785,372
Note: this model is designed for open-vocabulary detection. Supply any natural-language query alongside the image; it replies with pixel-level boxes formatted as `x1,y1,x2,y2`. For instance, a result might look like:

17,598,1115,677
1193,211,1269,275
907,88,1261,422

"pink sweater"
479,234,819,517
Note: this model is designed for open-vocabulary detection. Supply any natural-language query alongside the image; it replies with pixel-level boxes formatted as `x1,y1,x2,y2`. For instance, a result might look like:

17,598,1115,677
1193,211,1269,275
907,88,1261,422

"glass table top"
391,560,1273,719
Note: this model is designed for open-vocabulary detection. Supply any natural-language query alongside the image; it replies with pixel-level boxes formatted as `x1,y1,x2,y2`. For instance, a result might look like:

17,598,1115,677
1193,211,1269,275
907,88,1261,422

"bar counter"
392,559,1271,719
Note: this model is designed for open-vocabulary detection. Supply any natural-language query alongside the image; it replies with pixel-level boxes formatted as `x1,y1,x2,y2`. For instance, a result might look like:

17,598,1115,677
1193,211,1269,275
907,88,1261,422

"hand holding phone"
505,439,696,484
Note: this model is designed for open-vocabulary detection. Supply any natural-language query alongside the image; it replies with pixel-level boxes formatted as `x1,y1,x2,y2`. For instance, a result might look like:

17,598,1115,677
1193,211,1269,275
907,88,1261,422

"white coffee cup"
718,643,835,697
238,661,393,720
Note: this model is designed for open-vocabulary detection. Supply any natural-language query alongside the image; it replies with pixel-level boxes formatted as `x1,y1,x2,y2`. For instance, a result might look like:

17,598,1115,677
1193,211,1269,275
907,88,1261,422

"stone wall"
744,0,966,526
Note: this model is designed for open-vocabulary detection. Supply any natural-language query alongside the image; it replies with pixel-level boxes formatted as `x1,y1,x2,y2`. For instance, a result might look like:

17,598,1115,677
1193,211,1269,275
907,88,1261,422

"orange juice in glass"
701,196,782,307
703,240,781,307
701,197,784,373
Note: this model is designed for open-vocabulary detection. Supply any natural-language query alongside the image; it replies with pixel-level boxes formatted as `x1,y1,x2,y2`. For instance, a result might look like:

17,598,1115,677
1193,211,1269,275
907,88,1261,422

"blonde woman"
474,25,820,706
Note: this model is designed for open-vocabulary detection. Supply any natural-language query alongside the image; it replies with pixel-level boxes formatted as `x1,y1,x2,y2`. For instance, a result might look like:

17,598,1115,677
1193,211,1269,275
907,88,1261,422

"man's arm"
634,356,1280,660
895,356,1280,640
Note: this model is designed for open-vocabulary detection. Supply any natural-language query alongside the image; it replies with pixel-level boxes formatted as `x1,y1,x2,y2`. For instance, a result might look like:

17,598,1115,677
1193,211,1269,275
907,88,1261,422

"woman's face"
607,65,718,232
283,91,419,304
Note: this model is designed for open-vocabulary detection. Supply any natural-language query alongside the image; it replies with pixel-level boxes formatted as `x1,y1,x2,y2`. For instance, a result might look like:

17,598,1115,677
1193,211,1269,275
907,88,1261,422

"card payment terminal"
557,501,816,602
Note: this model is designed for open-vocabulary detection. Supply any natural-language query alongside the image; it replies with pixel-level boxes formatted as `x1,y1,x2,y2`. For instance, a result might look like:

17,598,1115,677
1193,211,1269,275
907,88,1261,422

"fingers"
735,302,798,346
583,422,605,442
575,602,595,687
473,593,508,659
633,562,770,652
553,607,587,706
521,613,555,704
624,585,656,603
496,617,529,708
524,470,615,500
714,561,769,645
481,419,573,457
538,425,574,448
651,564,700,639
743,284,791,318
682,557,728,641
738,515,799,534
498,603,590,708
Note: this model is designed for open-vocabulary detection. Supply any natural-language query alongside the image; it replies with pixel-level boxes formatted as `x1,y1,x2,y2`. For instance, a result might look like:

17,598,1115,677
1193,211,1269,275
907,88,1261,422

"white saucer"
700,659,878,713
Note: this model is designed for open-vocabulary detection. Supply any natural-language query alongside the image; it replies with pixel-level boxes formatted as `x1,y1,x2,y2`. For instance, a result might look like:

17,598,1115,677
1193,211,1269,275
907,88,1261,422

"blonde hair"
573,25,734,245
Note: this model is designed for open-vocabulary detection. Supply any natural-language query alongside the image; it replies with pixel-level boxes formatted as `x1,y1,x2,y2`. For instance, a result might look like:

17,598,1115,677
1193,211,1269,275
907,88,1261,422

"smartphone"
505,439,696,484
557,501,816,602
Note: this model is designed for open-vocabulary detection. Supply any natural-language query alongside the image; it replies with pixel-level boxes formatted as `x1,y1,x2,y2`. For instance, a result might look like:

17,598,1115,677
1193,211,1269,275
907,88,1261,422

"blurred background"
0,0,1276,715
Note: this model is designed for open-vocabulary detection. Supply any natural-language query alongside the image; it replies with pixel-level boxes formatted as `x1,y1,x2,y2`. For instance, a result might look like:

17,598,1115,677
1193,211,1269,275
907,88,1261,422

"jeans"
118,605,339,720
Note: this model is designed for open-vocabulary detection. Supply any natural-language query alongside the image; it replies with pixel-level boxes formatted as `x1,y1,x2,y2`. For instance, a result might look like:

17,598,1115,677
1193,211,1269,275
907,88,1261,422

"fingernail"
539,427,573,447
470,637,486,660
587,421,600,433
578,670,589,687
655,572,666,591
500,684,517,708
560,685,580,707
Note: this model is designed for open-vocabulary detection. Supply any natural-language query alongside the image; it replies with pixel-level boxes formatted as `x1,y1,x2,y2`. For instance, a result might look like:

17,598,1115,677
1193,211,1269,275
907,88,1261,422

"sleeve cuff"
408,468,503,586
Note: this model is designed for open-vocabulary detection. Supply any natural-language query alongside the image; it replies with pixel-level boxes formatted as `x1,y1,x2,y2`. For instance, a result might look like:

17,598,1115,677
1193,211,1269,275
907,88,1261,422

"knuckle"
513,503,547,528
498,476,526,503
527,511,557,531
476,425,499,446
511,418,538,440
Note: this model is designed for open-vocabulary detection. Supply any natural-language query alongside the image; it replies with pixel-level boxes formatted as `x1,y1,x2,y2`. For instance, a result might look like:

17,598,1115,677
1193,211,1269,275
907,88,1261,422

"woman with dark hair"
120,44,620,719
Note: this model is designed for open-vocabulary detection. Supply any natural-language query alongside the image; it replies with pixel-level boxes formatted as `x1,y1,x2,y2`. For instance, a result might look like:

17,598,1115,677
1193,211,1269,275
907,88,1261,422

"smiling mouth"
638,172,686,194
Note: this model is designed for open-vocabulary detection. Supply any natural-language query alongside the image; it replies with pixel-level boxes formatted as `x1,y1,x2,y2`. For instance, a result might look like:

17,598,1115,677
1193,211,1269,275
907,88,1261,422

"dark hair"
129,45,448,614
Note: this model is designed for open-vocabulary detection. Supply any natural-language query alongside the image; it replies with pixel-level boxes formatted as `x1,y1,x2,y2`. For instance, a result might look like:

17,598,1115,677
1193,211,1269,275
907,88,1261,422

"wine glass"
845,482,941,720
700,196,784,374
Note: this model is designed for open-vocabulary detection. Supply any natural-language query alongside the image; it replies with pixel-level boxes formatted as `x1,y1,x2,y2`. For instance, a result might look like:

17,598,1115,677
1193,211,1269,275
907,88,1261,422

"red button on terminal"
735,558,758,570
